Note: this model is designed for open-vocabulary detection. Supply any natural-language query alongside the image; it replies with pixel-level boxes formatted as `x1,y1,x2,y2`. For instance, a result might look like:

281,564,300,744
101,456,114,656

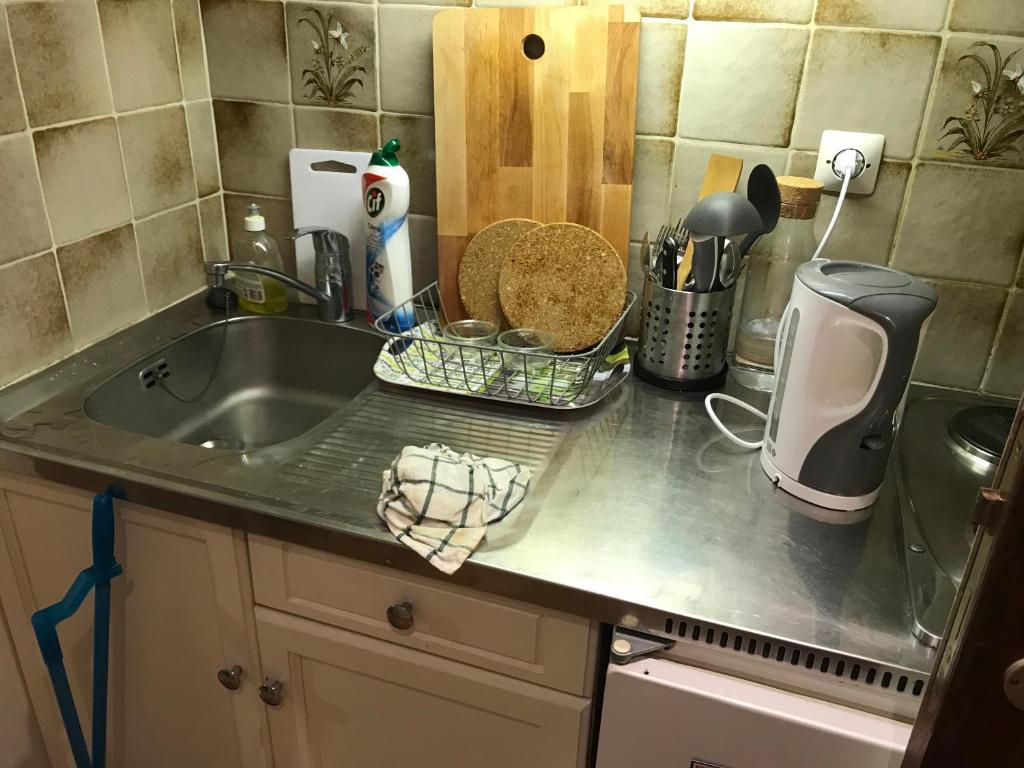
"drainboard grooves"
282,390,567,493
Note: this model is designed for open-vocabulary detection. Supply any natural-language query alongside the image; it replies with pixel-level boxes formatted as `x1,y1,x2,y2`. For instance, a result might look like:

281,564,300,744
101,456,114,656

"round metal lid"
947,405,1014,465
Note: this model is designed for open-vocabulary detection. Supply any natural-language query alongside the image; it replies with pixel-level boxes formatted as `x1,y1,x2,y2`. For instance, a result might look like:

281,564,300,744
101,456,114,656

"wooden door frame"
903,394,1024,766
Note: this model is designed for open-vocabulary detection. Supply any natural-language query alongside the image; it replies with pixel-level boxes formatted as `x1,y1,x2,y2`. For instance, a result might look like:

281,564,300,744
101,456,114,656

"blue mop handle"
31,485,125,768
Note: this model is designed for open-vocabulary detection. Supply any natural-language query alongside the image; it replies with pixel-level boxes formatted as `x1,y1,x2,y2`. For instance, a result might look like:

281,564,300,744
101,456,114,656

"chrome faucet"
205,226,352,323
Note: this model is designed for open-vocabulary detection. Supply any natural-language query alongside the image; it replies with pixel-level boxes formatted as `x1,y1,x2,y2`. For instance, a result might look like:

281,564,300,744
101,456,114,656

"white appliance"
596,657,911,768
709,261,937,511
759,261,936,510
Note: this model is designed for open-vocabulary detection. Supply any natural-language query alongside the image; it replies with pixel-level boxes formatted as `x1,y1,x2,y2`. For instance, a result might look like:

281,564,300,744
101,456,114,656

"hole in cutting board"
310,159,357,174
522,34,545,60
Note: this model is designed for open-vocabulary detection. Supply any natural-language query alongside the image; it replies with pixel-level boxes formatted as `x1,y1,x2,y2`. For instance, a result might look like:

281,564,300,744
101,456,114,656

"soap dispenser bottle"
234,203,288,315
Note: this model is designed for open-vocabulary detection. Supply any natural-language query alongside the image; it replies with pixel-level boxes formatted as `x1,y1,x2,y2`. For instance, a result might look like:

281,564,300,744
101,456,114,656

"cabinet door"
0,475,268,768
256,606,591,768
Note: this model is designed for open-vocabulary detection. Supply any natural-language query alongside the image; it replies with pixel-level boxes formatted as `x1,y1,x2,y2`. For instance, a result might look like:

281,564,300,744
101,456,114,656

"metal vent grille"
659,615,927,699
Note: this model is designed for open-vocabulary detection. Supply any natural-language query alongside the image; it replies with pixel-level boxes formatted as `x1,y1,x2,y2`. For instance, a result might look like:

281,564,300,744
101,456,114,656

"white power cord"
810,149,860,261
704,393,767,450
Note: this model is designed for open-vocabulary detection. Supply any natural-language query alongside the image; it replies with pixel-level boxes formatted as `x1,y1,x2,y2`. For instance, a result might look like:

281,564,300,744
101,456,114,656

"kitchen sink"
84,316,381,450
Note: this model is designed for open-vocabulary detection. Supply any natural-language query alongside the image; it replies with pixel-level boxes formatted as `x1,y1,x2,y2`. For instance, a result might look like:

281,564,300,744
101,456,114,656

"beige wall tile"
815,0,949,32
119,106,197,218
678,24,807,147
914,280,1005,389
287,3,377,112
379,113,436,216
0,253,72,386
201,0,289,103
950,0,1024,37
378,6,440,116
409,214,438,290
918,35,1024,169
7,0,112,126
984,290,1024,395
583,0,689,20
99,0,182,111
34,118,131,244
57,225,148,346
791,29,940,159
199,194,228,262
224,193,295,272
693,0,813,24
173,0,210,99
787,152,910,264
0,13,25,135
630,137,673,242
669,140,788,223
295,107,378,152
186,101,220,197
0,135,51,265
892,163,1024,286
637,20,686,137
382,0,467,6
213,100,292,197
136,204,205,310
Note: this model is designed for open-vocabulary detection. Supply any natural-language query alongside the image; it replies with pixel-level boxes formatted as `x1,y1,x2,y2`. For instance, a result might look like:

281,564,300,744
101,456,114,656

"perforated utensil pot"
637,275,735,391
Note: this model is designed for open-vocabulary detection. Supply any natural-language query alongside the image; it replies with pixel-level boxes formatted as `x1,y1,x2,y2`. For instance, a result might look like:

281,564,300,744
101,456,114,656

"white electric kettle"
708,261,936,511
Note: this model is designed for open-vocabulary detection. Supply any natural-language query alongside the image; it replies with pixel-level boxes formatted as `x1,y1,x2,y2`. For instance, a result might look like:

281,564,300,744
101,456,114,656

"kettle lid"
796,260,936,307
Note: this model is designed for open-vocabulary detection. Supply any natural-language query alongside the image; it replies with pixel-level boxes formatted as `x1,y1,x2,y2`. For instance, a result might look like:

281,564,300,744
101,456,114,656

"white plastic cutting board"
289,149,372,309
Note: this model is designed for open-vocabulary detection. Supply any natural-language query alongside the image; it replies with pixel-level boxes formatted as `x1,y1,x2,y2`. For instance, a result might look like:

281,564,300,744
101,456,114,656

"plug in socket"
814,130,885,195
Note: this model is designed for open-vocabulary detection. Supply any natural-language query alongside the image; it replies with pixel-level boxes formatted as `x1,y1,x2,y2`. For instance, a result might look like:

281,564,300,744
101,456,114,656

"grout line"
978,290,1013,391
95,0,152,317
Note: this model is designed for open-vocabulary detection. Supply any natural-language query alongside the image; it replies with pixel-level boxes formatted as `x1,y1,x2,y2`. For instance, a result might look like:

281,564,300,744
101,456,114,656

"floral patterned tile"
286,2,377,112
919,35,1024,168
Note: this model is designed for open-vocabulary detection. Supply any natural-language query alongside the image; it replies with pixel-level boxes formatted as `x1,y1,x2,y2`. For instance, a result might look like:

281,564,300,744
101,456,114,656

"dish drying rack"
373,282,635,408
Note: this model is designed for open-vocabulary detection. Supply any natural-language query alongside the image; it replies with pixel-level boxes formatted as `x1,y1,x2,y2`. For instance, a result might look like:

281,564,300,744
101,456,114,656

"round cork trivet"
777,176,824,219
498,223,626,353
458,218,541,328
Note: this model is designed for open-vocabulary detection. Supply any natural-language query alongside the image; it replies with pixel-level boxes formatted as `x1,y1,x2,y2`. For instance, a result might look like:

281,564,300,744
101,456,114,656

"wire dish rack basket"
373,282,636,407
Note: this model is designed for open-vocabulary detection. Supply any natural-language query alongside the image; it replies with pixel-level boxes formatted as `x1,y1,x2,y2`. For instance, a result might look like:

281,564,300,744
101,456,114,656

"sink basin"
84,316,381,450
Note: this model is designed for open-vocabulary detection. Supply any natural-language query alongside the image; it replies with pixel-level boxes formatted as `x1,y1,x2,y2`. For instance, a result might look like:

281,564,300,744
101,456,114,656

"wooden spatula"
676,154,743,290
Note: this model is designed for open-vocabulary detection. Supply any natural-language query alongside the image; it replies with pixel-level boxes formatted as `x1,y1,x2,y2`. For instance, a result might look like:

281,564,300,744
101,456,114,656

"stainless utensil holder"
637,275,736,391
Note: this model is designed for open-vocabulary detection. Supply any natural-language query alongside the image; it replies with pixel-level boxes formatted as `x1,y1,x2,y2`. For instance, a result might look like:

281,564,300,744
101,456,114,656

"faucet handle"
290,226,348,257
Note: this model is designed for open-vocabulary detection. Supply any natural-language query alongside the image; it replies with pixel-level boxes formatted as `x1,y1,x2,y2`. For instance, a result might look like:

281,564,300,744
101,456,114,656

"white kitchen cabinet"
256,605,592,768
0,474,269,768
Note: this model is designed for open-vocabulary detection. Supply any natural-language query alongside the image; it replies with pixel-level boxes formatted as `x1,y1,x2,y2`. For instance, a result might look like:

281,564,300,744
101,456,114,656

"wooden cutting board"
433,5,641,321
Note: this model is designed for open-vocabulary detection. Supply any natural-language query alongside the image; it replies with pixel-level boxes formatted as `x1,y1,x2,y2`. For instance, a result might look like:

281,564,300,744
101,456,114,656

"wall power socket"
813,130,885,195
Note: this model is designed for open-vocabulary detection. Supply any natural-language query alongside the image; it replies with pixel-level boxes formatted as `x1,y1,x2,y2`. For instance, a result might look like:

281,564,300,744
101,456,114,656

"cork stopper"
776,176,824,219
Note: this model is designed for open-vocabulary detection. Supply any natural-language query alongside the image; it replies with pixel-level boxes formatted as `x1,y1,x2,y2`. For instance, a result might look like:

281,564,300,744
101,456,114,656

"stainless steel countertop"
0,295,936,676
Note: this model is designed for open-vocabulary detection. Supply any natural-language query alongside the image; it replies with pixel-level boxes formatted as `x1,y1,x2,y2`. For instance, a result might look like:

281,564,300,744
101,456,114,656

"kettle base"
760,451,879,512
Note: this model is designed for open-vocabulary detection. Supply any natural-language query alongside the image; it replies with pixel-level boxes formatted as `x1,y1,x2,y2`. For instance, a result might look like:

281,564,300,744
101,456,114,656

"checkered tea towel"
377,443,531,574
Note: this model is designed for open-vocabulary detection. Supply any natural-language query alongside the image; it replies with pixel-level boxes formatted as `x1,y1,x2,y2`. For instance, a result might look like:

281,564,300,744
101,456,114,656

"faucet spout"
205,226,352,323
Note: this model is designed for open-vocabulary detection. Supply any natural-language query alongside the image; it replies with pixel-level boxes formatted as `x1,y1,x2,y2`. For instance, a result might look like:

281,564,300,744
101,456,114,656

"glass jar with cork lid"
734,176,824,379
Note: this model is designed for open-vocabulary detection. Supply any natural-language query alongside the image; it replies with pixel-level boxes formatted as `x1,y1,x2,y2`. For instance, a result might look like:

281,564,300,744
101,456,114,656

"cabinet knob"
387,601,414,630
217,665,243,690
259,679,284,706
